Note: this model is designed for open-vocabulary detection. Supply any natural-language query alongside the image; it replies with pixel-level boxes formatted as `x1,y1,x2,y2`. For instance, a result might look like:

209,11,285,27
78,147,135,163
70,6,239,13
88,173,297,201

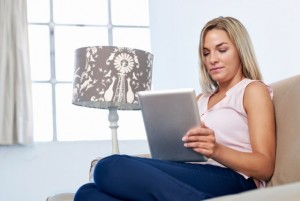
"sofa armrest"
89,157,101,182
46,193,75,201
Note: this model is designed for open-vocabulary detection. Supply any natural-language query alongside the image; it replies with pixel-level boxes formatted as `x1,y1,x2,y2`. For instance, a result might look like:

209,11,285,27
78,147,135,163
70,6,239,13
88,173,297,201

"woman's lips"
210,67,223,73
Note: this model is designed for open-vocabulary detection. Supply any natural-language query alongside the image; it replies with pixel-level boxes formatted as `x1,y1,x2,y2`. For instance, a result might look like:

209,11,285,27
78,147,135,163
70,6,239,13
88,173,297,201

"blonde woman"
74,17,275,201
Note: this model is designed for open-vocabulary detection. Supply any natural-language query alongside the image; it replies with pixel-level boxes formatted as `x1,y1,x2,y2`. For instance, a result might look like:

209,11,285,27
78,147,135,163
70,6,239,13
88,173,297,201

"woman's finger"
183,135,208,143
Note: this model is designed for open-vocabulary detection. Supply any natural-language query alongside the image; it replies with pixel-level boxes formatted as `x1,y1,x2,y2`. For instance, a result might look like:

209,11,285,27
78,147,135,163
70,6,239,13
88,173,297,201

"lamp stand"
108,107,120,154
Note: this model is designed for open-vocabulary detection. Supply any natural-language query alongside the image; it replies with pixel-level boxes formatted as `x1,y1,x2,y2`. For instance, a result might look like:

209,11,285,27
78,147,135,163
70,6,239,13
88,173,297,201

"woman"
74,16,275,201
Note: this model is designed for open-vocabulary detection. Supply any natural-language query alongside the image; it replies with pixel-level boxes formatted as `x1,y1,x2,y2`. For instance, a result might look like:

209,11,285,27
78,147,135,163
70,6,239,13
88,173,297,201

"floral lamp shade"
72,46,154,110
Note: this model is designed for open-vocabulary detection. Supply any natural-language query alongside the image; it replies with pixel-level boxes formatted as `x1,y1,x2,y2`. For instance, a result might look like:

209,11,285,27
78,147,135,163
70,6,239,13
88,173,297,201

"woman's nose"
209,53,219,64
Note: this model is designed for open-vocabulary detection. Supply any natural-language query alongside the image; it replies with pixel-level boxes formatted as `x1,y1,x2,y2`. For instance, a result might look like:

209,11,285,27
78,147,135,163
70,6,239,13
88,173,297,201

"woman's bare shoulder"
244,81,273,112
245,81,271,98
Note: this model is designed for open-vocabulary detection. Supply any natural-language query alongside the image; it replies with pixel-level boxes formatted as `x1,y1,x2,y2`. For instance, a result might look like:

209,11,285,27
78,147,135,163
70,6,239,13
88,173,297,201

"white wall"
0,141,149,201
1,1,300,201
150,0,300,93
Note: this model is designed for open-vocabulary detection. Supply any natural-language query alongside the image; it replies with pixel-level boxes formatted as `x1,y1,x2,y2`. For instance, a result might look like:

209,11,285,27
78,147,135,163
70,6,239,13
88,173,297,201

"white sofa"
47,75,300,201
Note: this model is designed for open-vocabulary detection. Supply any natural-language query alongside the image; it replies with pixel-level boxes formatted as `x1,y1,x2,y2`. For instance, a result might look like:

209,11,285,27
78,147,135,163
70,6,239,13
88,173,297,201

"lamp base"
108,107,120,154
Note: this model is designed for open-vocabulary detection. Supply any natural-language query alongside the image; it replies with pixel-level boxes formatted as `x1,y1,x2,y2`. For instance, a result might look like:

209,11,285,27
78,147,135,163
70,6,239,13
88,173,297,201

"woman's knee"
74,183,97,201
93,155,130,185
95,154,129,173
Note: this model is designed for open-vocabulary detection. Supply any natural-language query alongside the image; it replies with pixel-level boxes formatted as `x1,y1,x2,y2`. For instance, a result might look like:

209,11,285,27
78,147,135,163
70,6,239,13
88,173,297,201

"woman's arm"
183,82,276,181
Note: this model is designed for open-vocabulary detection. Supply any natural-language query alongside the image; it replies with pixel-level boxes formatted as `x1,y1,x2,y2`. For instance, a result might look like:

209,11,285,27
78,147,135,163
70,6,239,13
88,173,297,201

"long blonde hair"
199,17,262,93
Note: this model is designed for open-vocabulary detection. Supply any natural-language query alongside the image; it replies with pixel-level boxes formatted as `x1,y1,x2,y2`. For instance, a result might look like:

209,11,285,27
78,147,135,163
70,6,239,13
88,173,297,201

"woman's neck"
216,75,245,94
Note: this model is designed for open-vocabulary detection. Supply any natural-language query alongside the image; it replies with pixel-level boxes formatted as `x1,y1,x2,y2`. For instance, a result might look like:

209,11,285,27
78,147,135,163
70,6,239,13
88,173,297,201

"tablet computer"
138,88,208,162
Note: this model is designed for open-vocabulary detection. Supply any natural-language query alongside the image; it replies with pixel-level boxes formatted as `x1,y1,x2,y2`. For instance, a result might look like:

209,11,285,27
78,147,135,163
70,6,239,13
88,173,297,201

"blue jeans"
74,154,256,201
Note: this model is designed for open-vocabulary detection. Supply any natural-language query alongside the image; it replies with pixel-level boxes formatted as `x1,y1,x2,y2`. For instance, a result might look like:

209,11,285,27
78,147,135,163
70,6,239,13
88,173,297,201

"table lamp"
72,46,153,154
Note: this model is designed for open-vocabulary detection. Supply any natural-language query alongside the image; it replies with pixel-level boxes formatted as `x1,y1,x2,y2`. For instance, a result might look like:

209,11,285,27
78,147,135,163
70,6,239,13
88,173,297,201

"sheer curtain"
0,0,33,145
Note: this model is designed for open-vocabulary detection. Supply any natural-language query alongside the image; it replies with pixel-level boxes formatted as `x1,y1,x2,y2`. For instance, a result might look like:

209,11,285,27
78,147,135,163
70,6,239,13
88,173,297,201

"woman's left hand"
182,122,218,158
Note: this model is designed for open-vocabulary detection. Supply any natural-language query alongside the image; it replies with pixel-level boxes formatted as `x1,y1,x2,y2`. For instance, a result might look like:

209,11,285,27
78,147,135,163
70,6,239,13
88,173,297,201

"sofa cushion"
268,75,300,186
205,181,300,201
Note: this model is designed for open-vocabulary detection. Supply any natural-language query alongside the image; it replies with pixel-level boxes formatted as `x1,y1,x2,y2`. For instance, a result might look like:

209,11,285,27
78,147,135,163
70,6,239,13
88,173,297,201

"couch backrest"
267,75,300,187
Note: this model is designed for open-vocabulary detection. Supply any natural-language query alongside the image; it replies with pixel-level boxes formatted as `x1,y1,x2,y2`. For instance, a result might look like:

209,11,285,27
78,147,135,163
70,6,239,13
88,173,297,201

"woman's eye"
219,49,227,53
203,52,209,56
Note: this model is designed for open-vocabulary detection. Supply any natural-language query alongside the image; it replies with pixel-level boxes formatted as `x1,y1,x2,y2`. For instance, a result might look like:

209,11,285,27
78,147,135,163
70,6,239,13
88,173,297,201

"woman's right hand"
182,122,218,158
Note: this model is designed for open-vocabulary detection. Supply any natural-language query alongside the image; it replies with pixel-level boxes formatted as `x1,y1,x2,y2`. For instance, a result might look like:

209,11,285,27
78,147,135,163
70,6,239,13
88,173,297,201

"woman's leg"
94,155,213,201
125,155,256,196
74,183,123,201
93,155,256,201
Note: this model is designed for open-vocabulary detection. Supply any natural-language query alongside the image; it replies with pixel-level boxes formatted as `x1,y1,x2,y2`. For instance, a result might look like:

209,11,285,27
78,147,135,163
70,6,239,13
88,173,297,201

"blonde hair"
199,16,262,93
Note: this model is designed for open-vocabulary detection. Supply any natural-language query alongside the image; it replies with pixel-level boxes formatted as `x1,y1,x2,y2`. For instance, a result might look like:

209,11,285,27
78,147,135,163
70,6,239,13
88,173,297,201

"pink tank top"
197,78,273,187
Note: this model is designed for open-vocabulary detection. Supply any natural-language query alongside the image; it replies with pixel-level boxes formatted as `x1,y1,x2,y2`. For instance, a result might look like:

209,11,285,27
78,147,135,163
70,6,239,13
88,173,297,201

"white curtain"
0,0,33,145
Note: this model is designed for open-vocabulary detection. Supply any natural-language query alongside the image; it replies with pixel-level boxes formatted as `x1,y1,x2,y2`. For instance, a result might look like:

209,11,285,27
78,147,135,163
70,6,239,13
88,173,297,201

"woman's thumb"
201,121,207,128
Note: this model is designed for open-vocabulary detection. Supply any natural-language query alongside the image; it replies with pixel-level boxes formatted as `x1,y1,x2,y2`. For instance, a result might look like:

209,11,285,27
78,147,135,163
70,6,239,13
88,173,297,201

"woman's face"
203,29,243,84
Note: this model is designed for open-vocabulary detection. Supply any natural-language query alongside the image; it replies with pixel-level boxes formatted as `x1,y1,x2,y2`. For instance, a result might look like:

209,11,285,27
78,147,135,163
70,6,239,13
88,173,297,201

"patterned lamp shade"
72,46,153,110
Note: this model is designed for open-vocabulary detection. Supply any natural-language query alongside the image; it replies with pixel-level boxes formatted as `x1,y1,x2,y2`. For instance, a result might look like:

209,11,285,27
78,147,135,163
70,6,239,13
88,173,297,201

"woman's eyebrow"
216,42,228,47
203,42,228,50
